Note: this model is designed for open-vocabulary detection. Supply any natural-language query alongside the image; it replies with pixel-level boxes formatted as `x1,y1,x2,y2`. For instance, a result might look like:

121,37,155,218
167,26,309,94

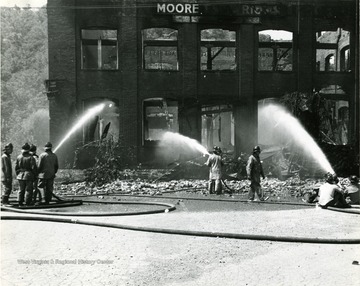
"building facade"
47,0,359,168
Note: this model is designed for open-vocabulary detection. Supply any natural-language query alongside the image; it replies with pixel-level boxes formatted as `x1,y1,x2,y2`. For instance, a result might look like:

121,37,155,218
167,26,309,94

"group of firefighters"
205,145,359,207
1,141,358,208
1,142,58,206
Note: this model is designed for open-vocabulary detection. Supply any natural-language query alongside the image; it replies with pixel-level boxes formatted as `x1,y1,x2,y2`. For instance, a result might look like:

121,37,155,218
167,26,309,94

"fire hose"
2,213,359,244
2,192,359,244
1,200,176,216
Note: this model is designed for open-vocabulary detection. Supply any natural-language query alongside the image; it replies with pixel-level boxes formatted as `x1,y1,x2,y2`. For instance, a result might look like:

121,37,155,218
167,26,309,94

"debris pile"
55,170,339,201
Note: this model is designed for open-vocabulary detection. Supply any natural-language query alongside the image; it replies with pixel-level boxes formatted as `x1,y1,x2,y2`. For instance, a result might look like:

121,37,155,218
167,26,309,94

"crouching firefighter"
205,146,224,195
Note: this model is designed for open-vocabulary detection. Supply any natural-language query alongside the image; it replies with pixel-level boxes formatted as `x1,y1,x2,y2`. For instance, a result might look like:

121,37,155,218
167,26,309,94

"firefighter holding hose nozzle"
205,146,224,195
318,172,350,209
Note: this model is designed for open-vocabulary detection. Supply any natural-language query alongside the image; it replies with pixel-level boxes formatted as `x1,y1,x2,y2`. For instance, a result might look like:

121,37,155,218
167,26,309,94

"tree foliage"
1,6,49,151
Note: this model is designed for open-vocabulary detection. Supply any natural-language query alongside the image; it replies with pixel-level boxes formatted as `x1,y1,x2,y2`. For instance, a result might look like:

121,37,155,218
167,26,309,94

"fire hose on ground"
2,213,359,244
49,191,360,214
2,191,360,244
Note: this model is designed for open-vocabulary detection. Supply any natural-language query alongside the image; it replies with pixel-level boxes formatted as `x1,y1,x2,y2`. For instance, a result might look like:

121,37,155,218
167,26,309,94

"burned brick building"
47,0,359,168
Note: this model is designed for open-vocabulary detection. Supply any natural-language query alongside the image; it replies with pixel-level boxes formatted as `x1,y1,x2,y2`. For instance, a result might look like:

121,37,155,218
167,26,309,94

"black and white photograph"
1,0,359,285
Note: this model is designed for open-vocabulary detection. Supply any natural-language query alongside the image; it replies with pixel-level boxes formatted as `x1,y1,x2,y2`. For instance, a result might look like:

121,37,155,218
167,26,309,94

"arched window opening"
317,85,349,145
201,105,234,153
325,54,335,71
258,30,293,71
315,29,350,72
340,46,350,71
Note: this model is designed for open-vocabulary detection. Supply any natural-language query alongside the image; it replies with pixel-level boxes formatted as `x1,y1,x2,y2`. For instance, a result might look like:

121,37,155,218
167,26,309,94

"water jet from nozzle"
259,104,334,174
53,103,106,153
161,132,210,156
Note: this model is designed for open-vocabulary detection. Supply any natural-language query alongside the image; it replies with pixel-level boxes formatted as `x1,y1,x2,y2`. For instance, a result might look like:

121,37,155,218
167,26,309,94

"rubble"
54,169,348,201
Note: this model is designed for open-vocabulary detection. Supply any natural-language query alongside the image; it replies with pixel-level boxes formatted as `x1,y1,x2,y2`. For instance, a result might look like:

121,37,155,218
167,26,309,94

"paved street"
1,198,360,286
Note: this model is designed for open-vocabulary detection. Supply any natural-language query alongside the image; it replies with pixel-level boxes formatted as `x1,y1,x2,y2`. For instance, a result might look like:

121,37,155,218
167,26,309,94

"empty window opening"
325,54,335,71
83,99,120,144
340,46,350,71
258,30,293,71
315,28,350,72
142,28,179,70
200,29,236,71
201,105,234,153
318,86,349,145
143,98,179,145
81,29,118,70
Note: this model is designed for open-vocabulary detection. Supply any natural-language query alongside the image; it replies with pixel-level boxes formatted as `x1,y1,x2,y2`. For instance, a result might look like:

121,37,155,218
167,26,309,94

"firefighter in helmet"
246,145,268,201
205,146,224,195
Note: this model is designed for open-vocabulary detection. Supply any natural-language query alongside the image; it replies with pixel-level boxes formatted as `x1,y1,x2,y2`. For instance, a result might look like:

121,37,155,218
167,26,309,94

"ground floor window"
201,105,234,153
83,99,119,144
318,86,349,145
143,98,179,145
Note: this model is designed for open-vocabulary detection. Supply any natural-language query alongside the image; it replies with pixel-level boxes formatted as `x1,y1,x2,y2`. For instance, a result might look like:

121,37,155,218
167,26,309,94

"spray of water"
53,103,106,153
259,104,334,174
161,132,210,156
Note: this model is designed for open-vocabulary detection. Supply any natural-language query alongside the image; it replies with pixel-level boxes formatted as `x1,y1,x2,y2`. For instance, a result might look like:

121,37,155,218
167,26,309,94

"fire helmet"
213,146,222,154
21,143,30,151
325,172,338,184
3,143,13,151
44,142,53,150
253,146,261,153
349,175,359,184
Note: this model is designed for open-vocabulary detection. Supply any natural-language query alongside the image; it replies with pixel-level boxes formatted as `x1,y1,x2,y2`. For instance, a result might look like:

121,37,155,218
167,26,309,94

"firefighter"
1,143,14,205
15,143,37,206
29,144,41,204
344,175,359,205
318,172,349,208
205,146,224,195
37,142,59,204
246,145,268,201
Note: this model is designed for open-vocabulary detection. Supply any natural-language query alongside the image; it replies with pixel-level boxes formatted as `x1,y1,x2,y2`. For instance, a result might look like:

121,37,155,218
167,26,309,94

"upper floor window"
142,28,179,71
200,29,236,71
258,30,293,71
340,46,350,72
315,29,350,72
81,29,118,70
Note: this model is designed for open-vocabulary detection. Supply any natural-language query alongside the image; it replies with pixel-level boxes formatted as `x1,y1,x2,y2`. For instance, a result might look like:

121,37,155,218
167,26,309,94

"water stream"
161,131,210,156
54,103,106,153
259,104,334,174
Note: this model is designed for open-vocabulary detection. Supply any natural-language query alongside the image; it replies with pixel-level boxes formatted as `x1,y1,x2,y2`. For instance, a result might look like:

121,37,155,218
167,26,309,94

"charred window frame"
201,105,234,152
258,30,293,72
142,28,179,71
143,98,179,146
317,86,349,145
315,29,350,72
200,29,236,71
340,46,350,72
81,29,118,70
